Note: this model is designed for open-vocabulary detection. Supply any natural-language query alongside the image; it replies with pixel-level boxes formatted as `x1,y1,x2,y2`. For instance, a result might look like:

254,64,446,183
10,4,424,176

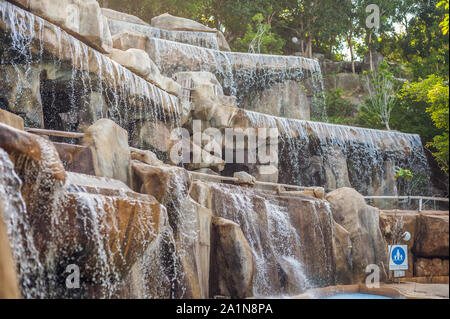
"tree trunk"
306,37,312,59
347,28,355,74
368,32,373,72
385,122,390,130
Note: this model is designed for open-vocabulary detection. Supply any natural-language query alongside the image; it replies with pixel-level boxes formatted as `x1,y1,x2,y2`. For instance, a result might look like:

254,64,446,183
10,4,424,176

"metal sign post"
388,245,408,284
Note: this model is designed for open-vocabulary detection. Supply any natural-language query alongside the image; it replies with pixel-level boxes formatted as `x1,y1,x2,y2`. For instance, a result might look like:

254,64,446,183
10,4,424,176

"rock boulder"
414,211,449,258
209,216,254,298
21,0,113,53
82,119,131,186
325,187,388,282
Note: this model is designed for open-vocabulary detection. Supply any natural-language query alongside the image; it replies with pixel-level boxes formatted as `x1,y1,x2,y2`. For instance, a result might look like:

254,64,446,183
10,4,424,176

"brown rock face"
210,216,254,298
283,195,336,288
132,162,214,298
414,211,449,258
82,119,131,186
1,122,165,297
61,174,163,282
326,187,388,283
132,161,191,205
0,123,66,218
414,258,449,277
197,180,338,296
53,142,95,175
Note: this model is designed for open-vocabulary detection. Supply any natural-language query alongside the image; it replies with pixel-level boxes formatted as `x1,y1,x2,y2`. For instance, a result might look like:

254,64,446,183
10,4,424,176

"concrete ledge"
293,282,448,299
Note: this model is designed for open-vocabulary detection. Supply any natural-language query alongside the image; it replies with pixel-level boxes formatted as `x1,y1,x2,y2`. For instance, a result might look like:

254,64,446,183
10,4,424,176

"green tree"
233,13,285,54
400,75,449,174
437,0,449,35
360,62,398,130
379,0,449,80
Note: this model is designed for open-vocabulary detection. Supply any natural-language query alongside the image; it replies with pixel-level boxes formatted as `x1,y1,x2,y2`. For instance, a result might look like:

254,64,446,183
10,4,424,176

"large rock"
131,161,191,206
325,187,388,282
209,216,254,298
53,142,95,175
62,173,164,282
82,119,131,186
107,48,162,85
112,29,148,52
151,13,230,51
0,122,66,183
233,171,256,186
131,120,173,153
108,48,180,98
173,199,212,299
189,84,238,128
284,196,336,288
174,71,224,96
101,8,149,26
0,109,24,130
414,211,449,258
130,148,165,167
131,161,212,298
240,80,310,120
159,76,182,97
205,181,337,295
18,0,113,53
190,180,213,209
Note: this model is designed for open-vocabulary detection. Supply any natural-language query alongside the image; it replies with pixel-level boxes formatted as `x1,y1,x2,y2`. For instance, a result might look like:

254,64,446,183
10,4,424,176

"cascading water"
208,182,335,296
0,148,45,298
107,18,220,50
245,110,431,196
145,37,326,119
0,1,181,137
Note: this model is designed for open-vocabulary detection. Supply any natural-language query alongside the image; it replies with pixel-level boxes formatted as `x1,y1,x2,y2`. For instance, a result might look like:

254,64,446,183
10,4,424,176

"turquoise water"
324,293,392,299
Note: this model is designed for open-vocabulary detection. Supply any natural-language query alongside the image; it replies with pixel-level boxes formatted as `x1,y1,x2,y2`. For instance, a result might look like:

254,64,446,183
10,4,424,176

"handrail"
189,171,320,191
25,127,84,138
364,195,449,212
24,127,321,192
364,195,448,202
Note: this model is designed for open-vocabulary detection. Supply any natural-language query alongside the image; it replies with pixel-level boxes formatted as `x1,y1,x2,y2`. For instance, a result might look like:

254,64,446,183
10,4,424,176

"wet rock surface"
325,187,388,283
0,0,446,300
210,216,254,298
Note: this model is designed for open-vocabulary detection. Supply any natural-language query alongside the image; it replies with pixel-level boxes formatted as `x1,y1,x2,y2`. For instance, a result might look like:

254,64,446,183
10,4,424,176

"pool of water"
324,293,393,299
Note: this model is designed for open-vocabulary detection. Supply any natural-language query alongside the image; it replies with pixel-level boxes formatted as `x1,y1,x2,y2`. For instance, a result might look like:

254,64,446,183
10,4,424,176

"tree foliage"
400,75,449,174
361,62,398,130
233,13,285,54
